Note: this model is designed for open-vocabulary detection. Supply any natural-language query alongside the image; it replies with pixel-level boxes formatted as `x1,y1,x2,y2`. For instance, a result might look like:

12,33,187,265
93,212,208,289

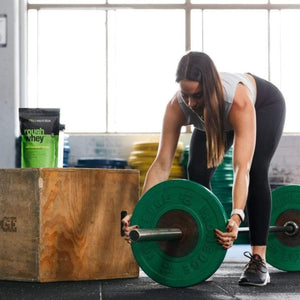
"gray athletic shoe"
239,252,270,286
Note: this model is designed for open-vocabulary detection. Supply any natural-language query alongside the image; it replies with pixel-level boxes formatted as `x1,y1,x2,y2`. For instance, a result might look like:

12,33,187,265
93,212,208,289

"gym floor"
1,245,300,300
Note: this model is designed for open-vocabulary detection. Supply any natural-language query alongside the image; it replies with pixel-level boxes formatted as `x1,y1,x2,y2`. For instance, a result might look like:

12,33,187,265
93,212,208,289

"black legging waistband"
249,74,285,109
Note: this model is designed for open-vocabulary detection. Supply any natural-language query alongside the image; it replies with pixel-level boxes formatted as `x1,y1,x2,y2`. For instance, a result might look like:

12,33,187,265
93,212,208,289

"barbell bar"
130,228,183,242
128,179,300,287
239,223,299,235
130,222,299,242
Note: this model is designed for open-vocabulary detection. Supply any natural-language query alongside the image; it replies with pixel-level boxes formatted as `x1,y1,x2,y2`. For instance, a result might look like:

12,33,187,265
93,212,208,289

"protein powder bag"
19,108,60,168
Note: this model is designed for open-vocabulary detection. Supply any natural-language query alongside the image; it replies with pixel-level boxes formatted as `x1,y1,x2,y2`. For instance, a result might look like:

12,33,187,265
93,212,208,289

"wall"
0,0,19,168
68,133,190,166
68,133,300,185
269,135,300,185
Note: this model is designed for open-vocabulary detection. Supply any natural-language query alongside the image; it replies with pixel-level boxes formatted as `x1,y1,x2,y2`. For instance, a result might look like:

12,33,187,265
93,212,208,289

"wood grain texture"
0,168,139,282
39,168,139,282
0,169,40,281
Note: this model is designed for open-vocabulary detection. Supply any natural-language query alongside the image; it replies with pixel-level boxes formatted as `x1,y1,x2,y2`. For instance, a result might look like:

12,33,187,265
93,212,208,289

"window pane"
269,10,281,87
271,0,300,3
192,0,267,4
201,10,268,77
109,0,184,3
191,10,203,50
271,10,300,132
28,10,38,107
108,10,185,132
28,10,107,132
28,0,105,4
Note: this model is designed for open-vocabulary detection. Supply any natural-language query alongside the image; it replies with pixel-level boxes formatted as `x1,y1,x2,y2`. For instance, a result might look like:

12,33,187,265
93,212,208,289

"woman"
122,51,285,286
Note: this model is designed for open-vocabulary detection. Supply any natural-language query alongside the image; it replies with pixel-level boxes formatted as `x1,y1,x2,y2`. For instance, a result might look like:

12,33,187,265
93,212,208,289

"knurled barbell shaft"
130,224,297,242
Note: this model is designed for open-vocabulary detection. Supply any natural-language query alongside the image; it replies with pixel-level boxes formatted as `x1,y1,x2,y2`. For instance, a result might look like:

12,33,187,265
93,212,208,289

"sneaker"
238,251,270,286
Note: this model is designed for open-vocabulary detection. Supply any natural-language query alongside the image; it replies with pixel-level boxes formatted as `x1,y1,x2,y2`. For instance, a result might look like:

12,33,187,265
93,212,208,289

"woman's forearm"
232,167,250,222
141,161,171,195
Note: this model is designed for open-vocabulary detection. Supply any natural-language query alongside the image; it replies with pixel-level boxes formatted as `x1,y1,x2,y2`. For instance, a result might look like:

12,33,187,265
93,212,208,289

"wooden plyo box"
0,168,139,282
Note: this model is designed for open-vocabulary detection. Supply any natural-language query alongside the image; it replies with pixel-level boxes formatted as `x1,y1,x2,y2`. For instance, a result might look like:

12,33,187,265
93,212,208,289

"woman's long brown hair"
176,51,225,168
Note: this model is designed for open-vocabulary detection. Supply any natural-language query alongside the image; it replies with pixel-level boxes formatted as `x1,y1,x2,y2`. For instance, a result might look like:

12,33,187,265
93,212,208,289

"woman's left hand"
214,218,240,249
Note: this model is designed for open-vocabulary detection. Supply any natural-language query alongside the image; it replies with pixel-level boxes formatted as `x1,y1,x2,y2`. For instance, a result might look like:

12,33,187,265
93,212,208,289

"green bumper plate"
267,185,300,271
131,179,227,287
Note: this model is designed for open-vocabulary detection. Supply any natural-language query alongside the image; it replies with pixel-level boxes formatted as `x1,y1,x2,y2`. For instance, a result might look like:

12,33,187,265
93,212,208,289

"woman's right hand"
121,214,139,244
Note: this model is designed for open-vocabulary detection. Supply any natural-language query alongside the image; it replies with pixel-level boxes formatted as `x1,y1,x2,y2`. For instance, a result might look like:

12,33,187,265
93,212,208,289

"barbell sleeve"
130,228,183,242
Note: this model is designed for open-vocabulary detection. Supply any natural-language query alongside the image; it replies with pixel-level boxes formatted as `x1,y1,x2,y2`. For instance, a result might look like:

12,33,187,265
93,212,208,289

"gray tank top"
177,72,256,131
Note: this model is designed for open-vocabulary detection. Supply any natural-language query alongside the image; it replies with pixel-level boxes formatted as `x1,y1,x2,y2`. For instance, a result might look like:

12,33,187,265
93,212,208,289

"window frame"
24,0,300,133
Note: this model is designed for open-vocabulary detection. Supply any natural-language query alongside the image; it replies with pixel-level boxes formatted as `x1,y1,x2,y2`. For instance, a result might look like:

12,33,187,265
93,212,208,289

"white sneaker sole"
239,272,270,287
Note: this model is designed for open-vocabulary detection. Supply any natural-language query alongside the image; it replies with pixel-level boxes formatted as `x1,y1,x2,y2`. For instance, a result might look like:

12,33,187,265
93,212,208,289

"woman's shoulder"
165,92,189,123
220,72,248,86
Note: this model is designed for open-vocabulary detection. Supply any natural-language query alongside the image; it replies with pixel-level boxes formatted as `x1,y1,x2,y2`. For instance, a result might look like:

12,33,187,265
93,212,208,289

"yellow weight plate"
132,142,184,153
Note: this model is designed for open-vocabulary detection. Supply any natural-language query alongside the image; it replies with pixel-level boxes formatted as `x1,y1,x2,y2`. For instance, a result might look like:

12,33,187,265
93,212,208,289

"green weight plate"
216,197,232,204
266,185,300,271
212,176,233,180
214,173,232,178
130,179,227,287
212,191,233,198
219,165,231,169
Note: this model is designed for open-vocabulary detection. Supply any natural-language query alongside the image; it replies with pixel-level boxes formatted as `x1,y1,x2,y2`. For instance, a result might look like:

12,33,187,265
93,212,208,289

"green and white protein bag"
19,108,60,168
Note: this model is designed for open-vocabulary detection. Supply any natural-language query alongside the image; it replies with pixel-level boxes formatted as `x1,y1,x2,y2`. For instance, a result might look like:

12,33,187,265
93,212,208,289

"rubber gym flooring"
1,245,300,300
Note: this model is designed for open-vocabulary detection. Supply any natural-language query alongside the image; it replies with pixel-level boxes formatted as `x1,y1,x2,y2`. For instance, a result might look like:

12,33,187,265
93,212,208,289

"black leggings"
188,75,286,246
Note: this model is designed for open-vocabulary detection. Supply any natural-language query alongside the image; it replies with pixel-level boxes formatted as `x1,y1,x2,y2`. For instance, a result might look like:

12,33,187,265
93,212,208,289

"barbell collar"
283,221,299,236
130,228,183,242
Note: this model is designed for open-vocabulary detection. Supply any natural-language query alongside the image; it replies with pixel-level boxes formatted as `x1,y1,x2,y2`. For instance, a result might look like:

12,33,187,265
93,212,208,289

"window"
28,9,107,132
192,9,268,76
192,0,267,3
271,0,300,3
28,1,106,3
28,6,185,132
109,0,185,3
27,1,300,133
107,10,185,132
270,9,300,132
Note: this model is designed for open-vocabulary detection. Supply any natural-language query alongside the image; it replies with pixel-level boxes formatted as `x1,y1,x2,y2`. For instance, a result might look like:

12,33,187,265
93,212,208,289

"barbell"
130,223,298,242
127,179,300,287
